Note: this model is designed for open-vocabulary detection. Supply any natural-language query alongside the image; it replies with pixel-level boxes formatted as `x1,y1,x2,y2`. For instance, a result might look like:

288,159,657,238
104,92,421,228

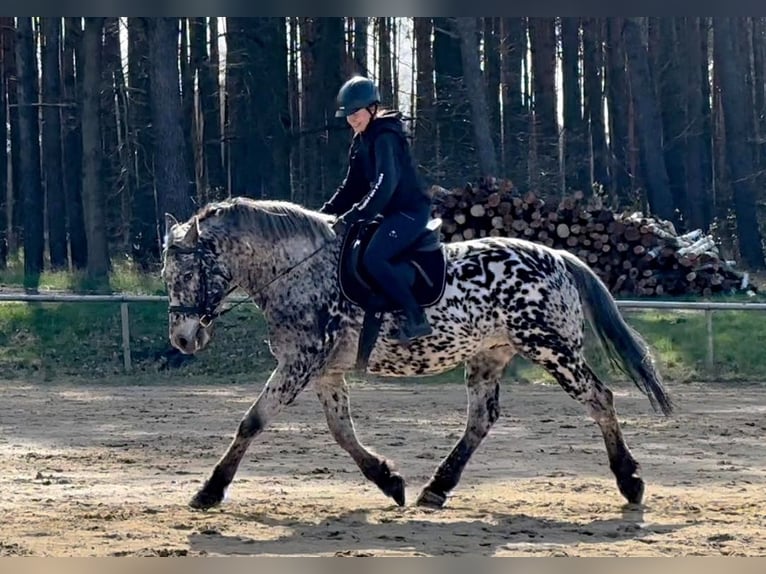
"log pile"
430,179,755,297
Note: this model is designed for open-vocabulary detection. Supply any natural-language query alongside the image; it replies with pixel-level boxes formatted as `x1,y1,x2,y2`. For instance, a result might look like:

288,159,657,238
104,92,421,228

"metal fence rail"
1,293,764,371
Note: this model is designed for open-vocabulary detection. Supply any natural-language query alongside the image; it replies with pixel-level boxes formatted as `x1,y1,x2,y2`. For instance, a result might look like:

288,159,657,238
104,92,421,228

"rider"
320,75,433,343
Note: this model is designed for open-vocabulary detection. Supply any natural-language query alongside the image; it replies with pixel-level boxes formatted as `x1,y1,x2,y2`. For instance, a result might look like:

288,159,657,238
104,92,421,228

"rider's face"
347,107,372,134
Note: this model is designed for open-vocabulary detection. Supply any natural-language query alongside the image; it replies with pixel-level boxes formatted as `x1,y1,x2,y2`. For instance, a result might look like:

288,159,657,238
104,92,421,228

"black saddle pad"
338,220,447,313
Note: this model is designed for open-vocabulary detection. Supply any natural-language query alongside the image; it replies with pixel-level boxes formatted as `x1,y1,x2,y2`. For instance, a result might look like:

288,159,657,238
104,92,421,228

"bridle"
166,243,237,328
166,238,332,328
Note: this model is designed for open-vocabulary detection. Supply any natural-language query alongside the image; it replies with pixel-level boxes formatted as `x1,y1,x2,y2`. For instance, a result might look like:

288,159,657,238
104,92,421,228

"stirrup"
397,317,432,345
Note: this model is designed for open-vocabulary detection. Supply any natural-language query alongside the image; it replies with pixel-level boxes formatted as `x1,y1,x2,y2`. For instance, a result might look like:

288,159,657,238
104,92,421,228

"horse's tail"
561,251,674,416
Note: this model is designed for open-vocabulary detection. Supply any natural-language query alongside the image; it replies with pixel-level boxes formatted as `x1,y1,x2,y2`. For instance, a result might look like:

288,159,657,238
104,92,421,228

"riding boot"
398,304,432,343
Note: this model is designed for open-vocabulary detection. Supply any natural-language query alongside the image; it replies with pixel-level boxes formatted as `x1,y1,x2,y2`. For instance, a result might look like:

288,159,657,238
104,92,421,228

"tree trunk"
180,18,196,203
127,18,157,269
654,18,689,228
148,17,194,222
500,17,528,188
753,18,766,165
582,18,610,191
204,17,225,194
299,18,346,207
561,17,588,193
455,17,498,177
683,17,711,231
41,17,68,270
622,17,676,222
288,17,301,201
225,18,291,201
528,17,558,193
605,17,633,205
413,17,436,182
15,17,44,286
353,17,368,74
434,17,473,185
4,18,22,255
225,17,255,199
189,17,206,200
713,17,765,268
81,17,110,283
483,18,502,158
62,17,87,270
377,18,394,106
0,18,10,268
101,17,124,253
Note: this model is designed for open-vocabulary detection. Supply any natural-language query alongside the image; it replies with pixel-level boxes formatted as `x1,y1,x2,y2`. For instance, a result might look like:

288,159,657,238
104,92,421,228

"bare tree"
147,17,194,223
605,17,633,204
15,17,44,285
528,17,558,193
682,17,711,230
101,17,126,252
500,17,528,188
434,17,473,185
127,18,156,269
205,17,225,194
81,17,110,282
353,17,368,74
582,18,609,191
62,17,87,270
651,18,689,227
713,17,765,269
622,17,675,222
377,18,394,106
0,18,10,267
561,17,588,192
455,17,498,177
414,17,436,180
483,18,502,159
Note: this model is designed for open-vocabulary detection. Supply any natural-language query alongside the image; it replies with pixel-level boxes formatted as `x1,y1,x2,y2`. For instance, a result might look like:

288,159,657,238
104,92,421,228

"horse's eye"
182,271,194,282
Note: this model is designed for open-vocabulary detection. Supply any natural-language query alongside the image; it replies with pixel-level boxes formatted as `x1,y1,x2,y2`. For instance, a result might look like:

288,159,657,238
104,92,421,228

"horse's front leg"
189,360,315,510
315,374,406,506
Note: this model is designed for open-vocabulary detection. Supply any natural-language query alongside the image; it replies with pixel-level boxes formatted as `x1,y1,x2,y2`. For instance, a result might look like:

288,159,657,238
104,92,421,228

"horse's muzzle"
170,321,211,354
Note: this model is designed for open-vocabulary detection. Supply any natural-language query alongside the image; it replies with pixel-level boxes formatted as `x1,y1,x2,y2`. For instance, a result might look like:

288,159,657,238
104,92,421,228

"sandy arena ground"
1,377,765,556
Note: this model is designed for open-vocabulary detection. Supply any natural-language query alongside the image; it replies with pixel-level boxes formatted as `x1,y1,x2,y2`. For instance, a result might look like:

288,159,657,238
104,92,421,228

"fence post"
705,309,714,369
121,302,132,372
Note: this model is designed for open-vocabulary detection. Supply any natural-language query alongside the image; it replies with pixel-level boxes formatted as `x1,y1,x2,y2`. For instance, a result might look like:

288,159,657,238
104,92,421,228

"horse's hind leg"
415,346,512,509
315,375,405,506
523,340,644,504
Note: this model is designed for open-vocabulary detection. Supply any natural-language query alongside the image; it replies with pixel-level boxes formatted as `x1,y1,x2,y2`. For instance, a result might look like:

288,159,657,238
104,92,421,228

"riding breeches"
361,206,431,313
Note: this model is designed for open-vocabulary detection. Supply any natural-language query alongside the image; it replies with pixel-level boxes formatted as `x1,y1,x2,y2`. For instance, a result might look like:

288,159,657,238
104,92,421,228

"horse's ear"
164,213,179,234
182,216,200,245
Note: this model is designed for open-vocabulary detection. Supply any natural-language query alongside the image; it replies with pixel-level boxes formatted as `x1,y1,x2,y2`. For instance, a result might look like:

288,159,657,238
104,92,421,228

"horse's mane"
194,197,336,244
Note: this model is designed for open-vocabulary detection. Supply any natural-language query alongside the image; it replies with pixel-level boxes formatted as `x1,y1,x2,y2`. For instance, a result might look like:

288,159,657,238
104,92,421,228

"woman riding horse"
320,75,433,343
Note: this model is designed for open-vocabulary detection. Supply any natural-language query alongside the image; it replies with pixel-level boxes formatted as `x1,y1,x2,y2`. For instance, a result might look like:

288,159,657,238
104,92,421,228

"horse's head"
161,213,233,354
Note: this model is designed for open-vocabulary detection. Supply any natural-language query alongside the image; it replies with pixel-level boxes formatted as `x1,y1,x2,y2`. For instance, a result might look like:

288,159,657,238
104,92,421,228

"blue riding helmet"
335,75,381,118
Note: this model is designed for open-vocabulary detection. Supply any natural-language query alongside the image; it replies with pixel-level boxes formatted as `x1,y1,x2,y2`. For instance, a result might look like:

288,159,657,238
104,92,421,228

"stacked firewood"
429,179,755,297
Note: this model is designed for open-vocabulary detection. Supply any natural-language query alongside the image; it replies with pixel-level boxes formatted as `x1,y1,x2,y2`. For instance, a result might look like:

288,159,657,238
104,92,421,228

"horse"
161,196,673,511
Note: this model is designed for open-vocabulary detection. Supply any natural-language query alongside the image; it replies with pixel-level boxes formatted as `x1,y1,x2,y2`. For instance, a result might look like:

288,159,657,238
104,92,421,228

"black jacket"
320,112,430,223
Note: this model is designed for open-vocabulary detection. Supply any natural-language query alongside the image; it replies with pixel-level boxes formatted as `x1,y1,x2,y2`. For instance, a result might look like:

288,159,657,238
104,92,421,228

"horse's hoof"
617,473,645,505
381,472,406,506
189,487,224,510
415,487,447,509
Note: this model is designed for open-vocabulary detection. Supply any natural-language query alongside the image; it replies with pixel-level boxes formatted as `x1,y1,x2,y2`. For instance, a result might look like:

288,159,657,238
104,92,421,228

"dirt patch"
1,378,765,556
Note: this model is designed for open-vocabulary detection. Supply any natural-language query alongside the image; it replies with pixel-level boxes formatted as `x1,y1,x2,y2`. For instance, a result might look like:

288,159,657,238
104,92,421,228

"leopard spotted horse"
161,197,673,511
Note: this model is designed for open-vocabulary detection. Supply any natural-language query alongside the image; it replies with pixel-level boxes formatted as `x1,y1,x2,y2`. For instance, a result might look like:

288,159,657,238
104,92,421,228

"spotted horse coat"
161,197,673,511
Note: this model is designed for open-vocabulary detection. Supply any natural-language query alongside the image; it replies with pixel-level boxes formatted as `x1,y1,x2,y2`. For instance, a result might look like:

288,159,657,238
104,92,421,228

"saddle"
337,217,448,371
